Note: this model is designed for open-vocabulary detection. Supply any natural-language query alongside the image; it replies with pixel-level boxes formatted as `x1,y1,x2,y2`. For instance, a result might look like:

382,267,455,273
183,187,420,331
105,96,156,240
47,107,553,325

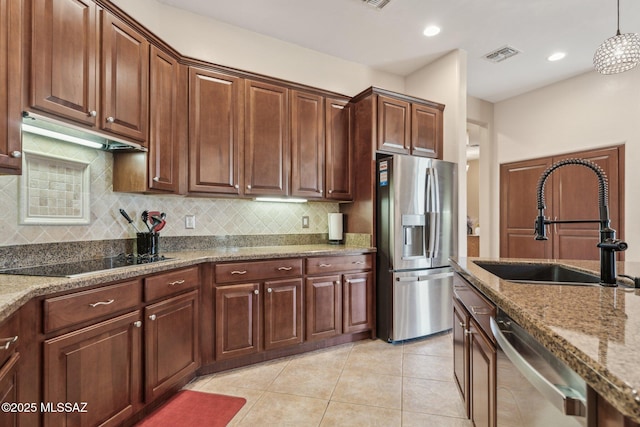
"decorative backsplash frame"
19,150,91,225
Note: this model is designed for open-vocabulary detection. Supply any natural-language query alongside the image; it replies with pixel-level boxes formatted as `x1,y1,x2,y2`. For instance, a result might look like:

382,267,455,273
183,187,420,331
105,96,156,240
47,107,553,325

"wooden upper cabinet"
100,11,149,142
377,95,410,154
0,0,22,174
411,103,443,158
244,79,289,197
31,0,98,125
290,90,324,199
188,67,243,195
147,46,182,192
325,98,352,201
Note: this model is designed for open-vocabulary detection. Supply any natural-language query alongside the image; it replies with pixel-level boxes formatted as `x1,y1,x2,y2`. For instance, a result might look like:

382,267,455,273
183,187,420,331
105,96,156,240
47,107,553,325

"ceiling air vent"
484,45,521,63
362,0,391,10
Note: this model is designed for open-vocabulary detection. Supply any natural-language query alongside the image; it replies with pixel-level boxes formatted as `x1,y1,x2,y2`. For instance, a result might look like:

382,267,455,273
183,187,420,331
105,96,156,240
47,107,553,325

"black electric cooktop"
0,254,170,278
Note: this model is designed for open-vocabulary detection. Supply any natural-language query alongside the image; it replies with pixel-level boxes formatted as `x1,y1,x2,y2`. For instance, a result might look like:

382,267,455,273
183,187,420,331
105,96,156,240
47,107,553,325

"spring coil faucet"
534,158,627,285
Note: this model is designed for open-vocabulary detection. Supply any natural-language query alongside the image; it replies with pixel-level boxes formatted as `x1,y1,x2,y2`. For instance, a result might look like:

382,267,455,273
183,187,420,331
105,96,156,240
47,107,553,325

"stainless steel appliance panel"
491,313,587,426
390,268,453,341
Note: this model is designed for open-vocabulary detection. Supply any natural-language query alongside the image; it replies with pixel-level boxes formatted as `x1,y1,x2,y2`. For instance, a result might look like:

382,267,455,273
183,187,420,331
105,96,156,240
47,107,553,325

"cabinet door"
452,298,469,417
552,146,623,261
377,95,410,154
499,157,553,258
101,11,149,142
342,272,372,334
469,317,496,427
31,0,98,125
263,278,303,350
188,67,243,194
0,353,19,427
411,103,443,158
145,290,199,402
0,0,22,174
325,98,353,201
215,283,260,360
290,90,324,199
43,311,142,427
305,275,342,341
148,46,182,192
244,80,289,196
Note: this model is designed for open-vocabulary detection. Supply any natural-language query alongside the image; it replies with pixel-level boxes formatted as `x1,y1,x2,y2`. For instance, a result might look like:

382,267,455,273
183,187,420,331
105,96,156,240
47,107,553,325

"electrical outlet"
185,215,196,229
302,216,309,228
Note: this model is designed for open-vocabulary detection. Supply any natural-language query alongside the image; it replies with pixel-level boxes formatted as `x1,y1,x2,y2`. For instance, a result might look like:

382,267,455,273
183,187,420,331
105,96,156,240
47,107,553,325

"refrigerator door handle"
395,272,454,282
432,168,441,258
425,167,441,258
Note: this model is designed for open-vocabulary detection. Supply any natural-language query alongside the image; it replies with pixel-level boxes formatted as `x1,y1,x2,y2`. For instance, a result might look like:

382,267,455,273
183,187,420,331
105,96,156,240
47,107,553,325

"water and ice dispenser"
401,214,425,259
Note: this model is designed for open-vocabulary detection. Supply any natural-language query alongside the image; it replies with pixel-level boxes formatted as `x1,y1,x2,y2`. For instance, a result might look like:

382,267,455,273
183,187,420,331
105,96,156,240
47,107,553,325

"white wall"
111,0,404,96
405,50,468,256
494,67,640,260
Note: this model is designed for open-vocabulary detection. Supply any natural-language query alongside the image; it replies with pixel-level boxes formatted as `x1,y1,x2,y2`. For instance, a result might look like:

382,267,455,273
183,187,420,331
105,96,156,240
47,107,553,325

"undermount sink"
473,261,602,286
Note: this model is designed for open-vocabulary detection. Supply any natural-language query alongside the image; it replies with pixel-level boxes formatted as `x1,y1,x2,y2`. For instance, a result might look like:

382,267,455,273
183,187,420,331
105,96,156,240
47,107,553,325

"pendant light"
593,0,640,74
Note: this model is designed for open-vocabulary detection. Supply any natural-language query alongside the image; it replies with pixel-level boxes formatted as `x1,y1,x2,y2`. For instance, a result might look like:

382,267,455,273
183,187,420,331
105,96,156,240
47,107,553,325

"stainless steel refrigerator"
376,154,458,342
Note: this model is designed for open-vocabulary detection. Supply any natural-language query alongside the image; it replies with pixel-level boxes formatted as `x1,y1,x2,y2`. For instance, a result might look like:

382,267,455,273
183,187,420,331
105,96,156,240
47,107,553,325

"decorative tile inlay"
20,150,90,225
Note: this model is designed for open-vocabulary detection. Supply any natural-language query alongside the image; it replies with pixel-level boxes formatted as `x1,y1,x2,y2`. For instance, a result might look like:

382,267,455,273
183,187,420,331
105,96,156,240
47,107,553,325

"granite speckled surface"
0,244,375,324
452,257,640,423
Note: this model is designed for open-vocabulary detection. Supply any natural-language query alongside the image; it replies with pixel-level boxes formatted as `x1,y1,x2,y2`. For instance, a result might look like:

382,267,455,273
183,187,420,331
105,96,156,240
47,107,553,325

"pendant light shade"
593,0,640,74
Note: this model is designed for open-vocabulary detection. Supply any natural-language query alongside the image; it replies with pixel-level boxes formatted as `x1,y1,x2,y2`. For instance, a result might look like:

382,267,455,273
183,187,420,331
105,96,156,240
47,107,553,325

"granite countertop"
452,257,640,423
0,244,375,325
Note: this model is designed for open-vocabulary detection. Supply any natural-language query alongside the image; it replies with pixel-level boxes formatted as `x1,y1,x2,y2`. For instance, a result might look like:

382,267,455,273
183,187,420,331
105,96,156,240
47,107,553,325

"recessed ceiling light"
547,52,566,62
423,25,441,37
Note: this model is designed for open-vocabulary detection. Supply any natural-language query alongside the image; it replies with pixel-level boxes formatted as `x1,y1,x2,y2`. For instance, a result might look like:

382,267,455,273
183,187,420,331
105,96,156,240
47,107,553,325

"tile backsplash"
0,133,339,247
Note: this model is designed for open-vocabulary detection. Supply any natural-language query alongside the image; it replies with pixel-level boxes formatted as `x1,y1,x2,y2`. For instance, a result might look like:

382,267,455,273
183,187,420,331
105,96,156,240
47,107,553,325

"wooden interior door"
552,147,623,260
500,158,553,258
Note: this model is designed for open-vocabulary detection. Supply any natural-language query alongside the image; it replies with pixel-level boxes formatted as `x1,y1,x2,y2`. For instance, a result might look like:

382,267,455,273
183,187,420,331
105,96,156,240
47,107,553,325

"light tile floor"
184,332,473,426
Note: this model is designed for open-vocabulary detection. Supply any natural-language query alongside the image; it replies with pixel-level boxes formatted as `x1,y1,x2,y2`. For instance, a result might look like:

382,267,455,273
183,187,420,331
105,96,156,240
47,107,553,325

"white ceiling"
156,0,640,103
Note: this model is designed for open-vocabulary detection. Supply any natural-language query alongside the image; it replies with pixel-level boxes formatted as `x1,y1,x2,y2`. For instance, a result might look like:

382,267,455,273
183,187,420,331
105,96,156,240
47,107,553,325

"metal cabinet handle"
319,263,332,268
88,110,97,117
465,329,474,336
89,299,114,308
352,261,365,265
10,151,21,158
267,288,272,293
169,280,185,286
471,306,492,316
278,266,293,271
253,289,259,295
106,116,115,123
458,321,465,328
0,336,18,350
133,321,142,328
149,314,157,321
231,270,247,275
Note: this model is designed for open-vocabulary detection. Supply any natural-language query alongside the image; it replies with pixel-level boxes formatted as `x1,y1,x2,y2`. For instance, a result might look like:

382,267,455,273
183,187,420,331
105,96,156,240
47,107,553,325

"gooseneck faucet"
534,158,627,286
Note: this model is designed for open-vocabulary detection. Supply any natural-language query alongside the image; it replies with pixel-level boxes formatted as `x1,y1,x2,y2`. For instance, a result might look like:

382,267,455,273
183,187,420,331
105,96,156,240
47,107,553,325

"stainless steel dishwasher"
490,310,588,426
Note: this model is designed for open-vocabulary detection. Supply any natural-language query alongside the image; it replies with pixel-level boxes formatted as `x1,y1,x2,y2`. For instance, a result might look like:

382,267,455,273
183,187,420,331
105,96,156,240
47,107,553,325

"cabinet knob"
253,289,259,295
153,177,160,182
247,185,252,190
10,151,21,158
133,321,142,328
328,190,333,194
106,116,115,123
88,110,97,117
267,288,272,293
149,314,157,321
234,184,239,189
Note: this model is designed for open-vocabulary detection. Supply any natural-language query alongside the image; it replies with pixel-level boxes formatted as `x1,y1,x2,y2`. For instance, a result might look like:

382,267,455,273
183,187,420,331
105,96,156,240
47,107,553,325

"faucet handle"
597,239,628,252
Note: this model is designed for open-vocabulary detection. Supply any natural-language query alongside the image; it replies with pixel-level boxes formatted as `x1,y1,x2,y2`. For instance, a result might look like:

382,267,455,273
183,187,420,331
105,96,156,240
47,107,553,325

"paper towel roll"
328,213,343,243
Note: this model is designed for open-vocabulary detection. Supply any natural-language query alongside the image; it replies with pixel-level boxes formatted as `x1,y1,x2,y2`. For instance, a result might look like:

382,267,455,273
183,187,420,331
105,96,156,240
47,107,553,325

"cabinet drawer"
306,254,372,275
453,275,495,338
44,280,142,333
145,266,199,302
215,259,302,284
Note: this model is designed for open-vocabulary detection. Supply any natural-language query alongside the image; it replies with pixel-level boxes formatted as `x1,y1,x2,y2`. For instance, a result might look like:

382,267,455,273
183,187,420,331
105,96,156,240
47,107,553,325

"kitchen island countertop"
452,257,640,423
0,244,374,325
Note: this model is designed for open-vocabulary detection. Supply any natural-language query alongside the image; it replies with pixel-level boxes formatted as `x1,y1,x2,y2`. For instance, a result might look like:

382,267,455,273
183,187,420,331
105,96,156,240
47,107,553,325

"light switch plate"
302,216,309,228
185,215,196,229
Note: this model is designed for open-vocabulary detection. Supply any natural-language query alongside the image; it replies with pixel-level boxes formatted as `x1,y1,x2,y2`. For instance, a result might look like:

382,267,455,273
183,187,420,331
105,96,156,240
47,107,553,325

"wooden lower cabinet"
263,278,303,350
468,317,496,427
305,275,342,341
43,311,142,427
342,272,373,334
145,290,199,402
0,353,19,427
452,298,469,417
